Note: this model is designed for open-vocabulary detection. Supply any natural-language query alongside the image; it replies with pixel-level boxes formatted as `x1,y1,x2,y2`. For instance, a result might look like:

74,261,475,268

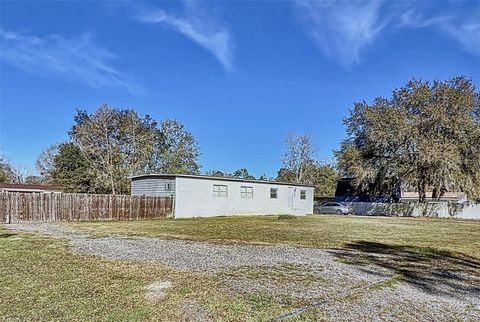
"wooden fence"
0,192,174,223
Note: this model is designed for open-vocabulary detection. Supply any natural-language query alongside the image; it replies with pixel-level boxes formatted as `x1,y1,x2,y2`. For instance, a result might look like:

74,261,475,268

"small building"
131,174,314,218
0,183,63,193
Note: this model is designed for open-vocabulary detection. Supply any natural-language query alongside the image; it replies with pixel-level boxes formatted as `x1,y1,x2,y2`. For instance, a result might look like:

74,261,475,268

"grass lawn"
2,215,479,321
69,215,480,258
0,227,313,321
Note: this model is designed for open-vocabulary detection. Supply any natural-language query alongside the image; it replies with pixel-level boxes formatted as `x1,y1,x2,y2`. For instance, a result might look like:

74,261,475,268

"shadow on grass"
0,233,17,238
330,241,480,297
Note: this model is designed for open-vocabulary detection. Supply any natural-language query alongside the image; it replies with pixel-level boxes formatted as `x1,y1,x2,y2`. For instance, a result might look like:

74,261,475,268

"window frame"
240,186,253,199
213,184,228,198
165,182,172,191
300,190,306,200
270,188,278,199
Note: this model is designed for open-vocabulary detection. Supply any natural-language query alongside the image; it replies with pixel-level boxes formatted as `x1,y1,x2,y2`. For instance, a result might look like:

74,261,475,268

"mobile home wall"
174,177,313,218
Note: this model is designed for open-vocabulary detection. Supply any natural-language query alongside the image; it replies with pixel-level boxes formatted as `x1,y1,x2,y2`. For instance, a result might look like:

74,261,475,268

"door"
288,187,294,208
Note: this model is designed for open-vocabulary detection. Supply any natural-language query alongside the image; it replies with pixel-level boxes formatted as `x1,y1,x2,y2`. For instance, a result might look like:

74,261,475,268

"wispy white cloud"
296,0,389,67
400,9,480,57
0,29,143,93
398,10,449,29
441,18,480,56
296,0,480,67
136,2,234,72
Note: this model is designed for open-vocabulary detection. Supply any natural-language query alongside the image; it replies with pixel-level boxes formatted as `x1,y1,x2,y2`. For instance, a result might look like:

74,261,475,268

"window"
165,182,172,191
270,188,278,199
213,185,228,198
240,186,253,198
300,190,306,200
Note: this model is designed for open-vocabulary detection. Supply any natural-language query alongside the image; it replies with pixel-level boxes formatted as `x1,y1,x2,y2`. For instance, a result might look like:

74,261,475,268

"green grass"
69,215,480,258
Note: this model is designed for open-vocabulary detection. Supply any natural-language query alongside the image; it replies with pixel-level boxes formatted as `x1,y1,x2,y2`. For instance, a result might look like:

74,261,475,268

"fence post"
14,192,18,223
7,193,11,224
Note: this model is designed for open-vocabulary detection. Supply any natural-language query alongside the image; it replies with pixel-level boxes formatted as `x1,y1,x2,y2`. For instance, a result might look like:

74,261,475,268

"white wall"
174,177,314,218
347,202,480,219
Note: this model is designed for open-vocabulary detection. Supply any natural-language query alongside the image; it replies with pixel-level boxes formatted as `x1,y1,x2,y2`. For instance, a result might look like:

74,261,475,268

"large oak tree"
336,76,480,201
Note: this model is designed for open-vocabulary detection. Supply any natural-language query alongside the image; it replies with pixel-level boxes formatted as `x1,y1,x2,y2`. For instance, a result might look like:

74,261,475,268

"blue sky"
1,0,479,178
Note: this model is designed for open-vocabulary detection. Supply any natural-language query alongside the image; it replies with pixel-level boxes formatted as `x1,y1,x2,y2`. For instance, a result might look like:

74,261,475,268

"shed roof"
0,183,63,192
130,173,315,188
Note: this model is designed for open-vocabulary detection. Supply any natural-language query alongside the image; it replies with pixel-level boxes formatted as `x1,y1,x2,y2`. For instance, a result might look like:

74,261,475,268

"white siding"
174,177,313,218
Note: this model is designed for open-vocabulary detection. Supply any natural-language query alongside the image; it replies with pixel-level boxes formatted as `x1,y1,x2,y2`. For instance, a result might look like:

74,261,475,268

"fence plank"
0,192,173,223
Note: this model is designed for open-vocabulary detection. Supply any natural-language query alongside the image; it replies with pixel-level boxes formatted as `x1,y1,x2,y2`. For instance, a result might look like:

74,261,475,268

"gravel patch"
310,283,480,322
5,222,480,321
180,300,214,322
4,223,387,273
145,281,173,301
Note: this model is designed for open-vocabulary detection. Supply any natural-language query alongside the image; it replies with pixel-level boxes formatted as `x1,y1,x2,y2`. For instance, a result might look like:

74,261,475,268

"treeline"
2,76,478,201
1,104,338,196
2,105,200,194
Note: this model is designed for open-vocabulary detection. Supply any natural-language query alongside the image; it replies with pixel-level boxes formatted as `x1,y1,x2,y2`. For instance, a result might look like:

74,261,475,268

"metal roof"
130,173,315,188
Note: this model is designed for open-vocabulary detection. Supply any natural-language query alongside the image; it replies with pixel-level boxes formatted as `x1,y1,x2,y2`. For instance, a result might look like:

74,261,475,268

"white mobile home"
131,174,314,218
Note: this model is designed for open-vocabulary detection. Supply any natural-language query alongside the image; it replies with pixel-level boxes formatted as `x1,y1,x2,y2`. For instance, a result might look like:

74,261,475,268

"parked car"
314,202,353,215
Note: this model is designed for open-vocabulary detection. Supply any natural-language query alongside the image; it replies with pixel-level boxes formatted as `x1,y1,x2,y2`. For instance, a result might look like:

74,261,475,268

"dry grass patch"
69,215,480,258
0,227,311,321
222,262,323,285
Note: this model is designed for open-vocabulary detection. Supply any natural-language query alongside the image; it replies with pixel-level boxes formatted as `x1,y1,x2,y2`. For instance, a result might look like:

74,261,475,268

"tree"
233,168,255,179
153,119,200,175
313,163,338,198
36,143,61,183
278,132,338,197
205,170,229,177
0,156,34,184
276,168,296,182
0,156,15,183
68,105,201,194
281,132,316,183
336,76,480,201
70,105,157,194
258,174,270,181
277,163,338,197
25,175,44,184
51,143,95,193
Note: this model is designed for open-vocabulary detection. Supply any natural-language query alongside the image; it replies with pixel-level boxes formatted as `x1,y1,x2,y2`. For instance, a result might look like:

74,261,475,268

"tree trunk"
110,173,116,195
432,187,439,199
418,180,426,202
439,186,446,199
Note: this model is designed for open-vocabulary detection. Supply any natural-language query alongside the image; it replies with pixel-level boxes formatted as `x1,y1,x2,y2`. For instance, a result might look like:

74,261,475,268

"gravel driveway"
6,223,480,321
